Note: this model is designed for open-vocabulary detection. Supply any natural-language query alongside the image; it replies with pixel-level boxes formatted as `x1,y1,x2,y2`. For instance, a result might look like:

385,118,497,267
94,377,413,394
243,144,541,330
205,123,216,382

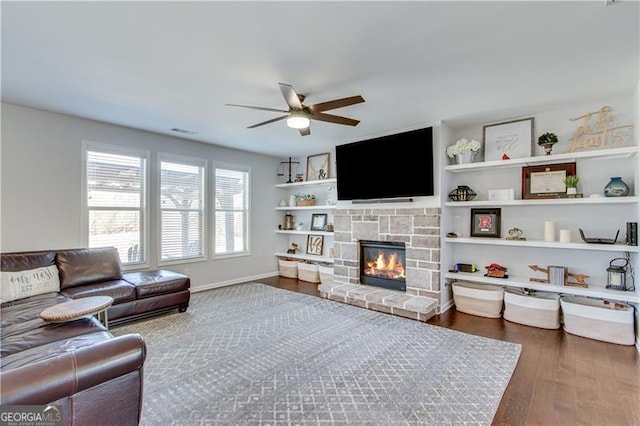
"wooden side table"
40,296,114,330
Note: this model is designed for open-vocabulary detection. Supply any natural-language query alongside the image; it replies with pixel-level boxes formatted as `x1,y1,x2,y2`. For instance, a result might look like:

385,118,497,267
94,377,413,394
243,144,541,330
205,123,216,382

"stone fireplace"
319,207,441,322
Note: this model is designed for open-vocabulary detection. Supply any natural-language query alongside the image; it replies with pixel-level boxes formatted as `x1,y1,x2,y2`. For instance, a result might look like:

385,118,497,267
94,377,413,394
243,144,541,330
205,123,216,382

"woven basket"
296,198,316,207
278,259,299,278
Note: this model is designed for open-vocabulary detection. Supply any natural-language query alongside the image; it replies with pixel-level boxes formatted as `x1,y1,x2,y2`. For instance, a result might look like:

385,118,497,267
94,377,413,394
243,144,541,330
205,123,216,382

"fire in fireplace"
360,240,406,291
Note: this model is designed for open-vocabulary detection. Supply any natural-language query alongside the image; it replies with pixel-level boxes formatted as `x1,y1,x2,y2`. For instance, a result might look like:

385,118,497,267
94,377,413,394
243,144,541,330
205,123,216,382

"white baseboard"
438,299,455,314
190,271,279,293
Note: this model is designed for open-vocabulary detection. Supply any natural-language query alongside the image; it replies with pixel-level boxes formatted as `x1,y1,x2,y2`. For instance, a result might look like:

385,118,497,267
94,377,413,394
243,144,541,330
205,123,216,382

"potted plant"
564,175,579,195
446,138,481,164
295,193,316,206
538,132,559,155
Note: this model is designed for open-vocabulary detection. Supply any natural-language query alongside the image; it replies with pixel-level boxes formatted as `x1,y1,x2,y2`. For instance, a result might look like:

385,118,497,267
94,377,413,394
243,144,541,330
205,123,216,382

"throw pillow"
1,265,61,303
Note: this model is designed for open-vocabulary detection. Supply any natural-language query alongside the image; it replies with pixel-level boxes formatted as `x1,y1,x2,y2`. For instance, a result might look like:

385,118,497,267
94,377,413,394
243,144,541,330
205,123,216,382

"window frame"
158,153,208,266
81,140,150,269
213,161,251,259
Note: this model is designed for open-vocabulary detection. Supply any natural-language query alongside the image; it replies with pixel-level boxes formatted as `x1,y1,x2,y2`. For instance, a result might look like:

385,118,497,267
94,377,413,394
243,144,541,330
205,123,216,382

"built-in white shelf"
276,230,333,236
445,146,639,173
445,237,639,253
275,252,334,264
276,178,337,188
445,271,640,303
275,205,337,211
445,196,638,207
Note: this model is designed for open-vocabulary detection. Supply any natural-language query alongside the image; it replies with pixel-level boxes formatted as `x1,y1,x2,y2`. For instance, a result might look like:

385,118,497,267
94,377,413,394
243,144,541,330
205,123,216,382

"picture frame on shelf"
522,162,576,200
306,234,324,255
483,117,534,161
470,208,501,238
310,213,328,231
306,153,330,180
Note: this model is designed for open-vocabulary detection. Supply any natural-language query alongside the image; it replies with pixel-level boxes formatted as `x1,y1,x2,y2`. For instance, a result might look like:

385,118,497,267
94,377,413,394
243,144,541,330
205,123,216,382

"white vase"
566,187,577,195
455,152,475,165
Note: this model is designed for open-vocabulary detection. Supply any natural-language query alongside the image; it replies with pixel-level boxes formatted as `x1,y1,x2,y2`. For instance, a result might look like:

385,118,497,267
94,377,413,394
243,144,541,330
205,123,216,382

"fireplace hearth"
360,240,406,291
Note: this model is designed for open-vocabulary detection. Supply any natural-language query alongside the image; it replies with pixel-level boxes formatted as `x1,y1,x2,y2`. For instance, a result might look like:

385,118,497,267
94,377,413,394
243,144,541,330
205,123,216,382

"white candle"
559,229,571,243
544,221,555,242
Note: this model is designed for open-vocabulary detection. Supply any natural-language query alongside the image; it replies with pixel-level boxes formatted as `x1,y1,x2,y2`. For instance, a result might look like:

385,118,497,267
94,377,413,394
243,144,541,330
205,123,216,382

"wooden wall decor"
567,106,633,152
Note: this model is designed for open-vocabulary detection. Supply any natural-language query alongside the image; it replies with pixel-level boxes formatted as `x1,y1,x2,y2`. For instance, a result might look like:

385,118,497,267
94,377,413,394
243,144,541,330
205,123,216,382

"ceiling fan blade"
278,83,303,110
298,127,311,136
247,115,288,128
225,103,288,113
309,112,360,126
308,95,365,113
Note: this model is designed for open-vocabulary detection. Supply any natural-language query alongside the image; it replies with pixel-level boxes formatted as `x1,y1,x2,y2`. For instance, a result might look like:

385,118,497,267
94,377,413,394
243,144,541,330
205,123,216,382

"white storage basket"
452,281,504,318
503,289,560,329
278,259,299,278
297,262,320,283
560,296,635,345
318,265,334,285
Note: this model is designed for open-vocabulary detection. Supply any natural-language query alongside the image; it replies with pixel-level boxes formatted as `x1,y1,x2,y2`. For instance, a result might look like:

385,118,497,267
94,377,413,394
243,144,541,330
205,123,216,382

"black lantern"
606,258,628,291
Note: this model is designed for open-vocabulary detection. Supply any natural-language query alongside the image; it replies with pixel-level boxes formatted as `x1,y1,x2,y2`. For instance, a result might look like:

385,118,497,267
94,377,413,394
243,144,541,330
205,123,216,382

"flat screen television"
335,126,434,201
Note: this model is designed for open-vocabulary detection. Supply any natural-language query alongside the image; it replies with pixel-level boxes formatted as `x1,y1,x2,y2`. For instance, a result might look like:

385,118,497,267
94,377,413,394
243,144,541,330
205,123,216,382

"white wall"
1,103,282,289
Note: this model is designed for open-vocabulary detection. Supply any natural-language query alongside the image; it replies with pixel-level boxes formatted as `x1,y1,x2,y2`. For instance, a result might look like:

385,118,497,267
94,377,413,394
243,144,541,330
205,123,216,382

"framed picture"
522,162,576,199
306,153,330,180
306,234,324,255
470,208,501,238
310,213,328,231
483,117,534,161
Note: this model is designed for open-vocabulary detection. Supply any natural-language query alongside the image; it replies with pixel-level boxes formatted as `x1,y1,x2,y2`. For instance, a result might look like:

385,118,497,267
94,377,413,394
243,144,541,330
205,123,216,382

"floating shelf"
275,205,337,211
445,146,639,173
445,196,639,207
275,252,334,264
275,230,334,236
444,237,639,253
444,271,639,303
276,178,336,188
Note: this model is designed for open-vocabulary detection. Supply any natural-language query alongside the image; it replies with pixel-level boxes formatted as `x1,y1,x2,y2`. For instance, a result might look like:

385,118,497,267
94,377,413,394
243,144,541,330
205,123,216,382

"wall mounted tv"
335,126,434,201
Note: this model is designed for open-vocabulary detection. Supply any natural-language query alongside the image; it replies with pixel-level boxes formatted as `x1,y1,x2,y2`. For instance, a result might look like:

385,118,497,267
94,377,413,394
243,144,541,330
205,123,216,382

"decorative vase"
566,187,577,196
603,177,629,197
542,143,555,155
289,194,296,207
455,152,475,165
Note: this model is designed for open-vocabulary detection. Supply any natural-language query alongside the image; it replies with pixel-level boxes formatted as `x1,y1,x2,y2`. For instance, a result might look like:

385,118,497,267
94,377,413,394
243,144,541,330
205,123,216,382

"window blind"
214,165,249,255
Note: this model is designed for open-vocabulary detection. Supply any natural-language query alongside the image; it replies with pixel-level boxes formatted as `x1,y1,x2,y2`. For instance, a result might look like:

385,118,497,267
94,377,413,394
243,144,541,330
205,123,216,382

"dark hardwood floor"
259,276,640,426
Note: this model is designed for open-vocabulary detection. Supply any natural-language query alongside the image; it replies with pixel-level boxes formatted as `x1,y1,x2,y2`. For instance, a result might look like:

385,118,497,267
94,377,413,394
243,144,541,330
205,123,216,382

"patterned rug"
112,283,521,425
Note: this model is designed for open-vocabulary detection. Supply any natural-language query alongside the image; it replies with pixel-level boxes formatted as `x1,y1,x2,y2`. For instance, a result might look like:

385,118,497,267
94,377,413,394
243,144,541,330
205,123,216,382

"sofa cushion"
1,265,61,303
1,293,71,329
1,251,56,272
123,270,190,299
56,247,123,289
61,280,135,304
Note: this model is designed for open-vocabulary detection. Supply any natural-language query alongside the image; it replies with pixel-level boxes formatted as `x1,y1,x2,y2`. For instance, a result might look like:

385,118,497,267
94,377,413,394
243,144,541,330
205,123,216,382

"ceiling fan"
226,83,365,136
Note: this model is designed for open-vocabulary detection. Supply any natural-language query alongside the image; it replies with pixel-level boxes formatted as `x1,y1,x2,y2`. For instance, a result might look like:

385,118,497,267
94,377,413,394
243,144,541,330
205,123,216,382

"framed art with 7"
470,208,501,238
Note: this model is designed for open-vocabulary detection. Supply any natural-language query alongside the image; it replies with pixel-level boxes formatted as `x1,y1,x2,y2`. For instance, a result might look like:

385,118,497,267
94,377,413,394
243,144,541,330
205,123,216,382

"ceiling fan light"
286,115,310,129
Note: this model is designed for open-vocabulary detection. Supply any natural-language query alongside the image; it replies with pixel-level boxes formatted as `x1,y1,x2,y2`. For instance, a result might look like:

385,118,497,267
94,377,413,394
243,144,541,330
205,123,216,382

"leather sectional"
0,247,191,424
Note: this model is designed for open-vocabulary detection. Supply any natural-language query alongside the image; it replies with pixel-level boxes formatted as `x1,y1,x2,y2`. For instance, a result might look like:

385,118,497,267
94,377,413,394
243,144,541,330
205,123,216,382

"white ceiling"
2,1,638,158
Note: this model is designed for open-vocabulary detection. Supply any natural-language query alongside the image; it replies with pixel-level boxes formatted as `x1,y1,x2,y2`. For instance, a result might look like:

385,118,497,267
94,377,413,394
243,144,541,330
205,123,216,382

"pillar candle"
544,221,555,242
559,229,571,243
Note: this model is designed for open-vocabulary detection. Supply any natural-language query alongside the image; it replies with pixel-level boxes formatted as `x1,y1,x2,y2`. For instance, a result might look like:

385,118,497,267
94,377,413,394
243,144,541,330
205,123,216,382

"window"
84,143,148,266
214,164,250,256
160,155,206,262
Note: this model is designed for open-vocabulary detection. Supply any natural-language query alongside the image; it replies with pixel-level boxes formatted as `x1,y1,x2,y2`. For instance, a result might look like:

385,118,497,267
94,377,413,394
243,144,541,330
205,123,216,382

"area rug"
112,283,521,425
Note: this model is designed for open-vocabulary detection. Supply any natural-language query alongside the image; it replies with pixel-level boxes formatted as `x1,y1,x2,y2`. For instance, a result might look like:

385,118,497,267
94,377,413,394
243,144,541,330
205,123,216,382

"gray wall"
1,103,281,289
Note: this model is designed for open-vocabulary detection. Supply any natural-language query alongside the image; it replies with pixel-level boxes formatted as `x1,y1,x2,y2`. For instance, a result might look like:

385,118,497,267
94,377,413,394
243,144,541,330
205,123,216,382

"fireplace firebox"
359,240,406,291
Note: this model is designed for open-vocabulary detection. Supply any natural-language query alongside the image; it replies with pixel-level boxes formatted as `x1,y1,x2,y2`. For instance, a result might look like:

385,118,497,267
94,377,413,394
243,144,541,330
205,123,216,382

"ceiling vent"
170,128,198,135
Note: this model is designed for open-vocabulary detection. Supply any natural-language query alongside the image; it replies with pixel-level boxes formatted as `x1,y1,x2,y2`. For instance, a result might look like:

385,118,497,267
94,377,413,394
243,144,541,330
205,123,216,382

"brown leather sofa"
0,247,191,424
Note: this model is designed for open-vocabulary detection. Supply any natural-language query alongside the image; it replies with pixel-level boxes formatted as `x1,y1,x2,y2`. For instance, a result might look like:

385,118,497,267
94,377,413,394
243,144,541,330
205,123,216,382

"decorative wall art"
306,153,330,180
483,117,534,161
306,234,324,255
470,208,502,238
568,106,633,153
310,213,328,231
522,162,576,200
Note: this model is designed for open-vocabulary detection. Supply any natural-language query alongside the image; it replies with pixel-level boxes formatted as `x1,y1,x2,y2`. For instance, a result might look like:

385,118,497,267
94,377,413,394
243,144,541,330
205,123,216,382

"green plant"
537,132,558,146
564,175,579,188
